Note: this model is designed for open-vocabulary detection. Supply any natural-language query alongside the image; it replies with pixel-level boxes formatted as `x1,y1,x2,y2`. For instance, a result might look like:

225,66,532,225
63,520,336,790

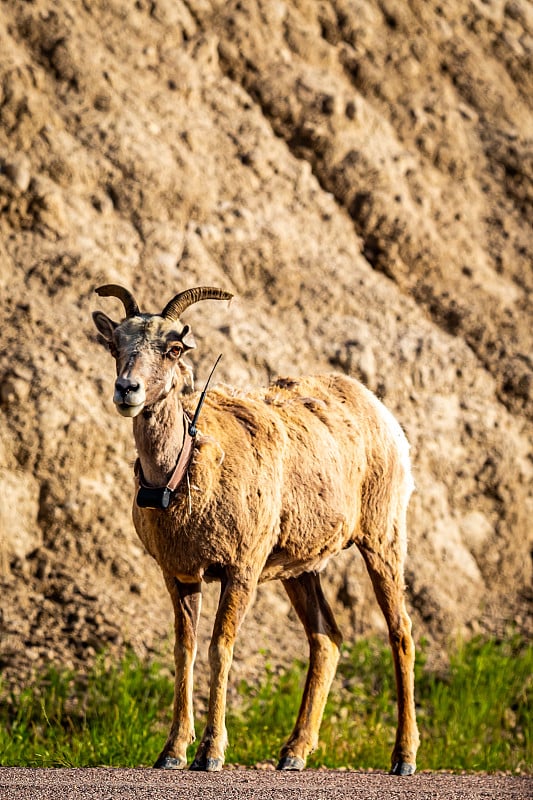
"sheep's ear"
180,324,196,352
92,311,118,348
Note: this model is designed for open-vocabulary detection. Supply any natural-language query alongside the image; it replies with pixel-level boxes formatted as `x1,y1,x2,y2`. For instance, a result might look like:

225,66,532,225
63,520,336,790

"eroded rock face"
0,0,531,687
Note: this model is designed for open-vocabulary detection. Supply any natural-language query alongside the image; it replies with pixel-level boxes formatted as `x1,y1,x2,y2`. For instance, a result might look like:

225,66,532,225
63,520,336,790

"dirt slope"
0,0,531,690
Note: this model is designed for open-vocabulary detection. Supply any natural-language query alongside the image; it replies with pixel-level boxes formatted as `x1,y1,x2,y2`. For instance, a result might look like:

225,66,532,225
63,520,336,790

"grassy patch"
0,637,531,771
227,635,532,772
414,636,532,772
0,652,173,767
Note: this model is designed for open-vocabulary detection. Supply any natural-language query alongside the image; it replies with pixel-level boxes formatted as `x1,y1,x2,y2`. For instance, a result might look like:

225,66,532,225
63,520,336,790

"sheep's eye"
166,344,183,359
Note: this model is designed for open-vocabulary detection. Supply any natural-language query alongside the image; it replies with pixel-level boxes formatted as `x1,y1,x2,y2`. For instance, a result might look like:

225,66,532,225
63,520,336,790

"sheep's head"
92,284,232,418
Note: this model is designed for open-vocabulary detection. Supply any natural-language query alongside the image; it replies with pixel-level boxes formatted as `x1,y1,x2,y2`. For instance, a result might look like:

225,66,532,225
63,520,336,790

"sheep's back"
187,373,411,581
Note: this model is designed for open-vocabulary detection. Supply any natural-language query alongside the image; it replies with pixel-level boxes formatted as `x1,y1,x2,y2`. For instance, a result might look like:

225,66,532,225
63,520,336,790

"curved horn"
161,286,233,321
95,285,140,318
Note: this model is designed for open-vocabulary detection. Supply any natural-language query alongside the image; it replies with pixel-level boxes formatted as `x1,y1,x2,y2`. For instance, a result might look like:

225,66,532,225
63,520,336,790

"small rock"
3,154,31,192
94,92,112,111
0,374,30,404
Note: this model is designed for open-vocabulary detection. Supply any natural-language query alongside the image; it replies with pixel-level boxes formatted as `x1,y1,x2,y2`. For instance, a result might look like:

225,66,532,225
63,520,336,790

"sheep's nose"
115,375,140,398
113,374,146,411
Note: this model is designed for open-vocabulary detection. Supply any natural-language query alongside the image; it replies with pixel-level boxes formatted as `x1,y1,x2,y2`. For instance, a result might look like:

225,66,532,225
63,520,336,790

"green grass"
227,635,532,772
0,636,531,772
0,652,173,767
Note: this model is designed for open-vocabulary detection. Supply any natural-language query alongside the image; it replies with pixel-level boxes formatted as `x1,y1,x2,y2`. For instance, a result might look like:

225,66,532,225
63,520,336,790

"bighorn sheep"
92,284,419,775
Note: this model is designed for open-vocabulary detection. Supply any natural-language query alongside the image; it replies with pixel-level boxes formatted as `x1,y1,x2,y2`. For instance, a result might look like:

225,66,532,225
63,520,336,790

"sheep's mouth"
116,400,145,418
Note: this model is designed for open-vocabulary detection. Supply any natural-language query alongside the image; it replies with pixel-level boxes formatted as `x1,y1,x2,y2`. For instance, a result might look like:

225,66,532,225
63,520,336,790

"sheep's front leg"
155,576,202,769
190,570,256,772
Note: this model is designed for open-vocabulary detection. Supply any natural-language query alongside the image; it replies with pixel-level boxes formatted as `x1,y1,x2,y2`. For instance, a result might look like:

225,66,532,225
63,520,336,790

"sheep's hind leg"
154,577,202,769
277,572,343,771
190,569,257,771
359,547,419,775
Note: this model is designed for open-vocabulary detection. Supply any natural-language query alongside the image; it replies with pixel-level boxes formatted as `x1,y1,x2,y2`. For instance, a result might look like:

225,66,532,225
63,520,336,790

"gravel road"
0,768,530,800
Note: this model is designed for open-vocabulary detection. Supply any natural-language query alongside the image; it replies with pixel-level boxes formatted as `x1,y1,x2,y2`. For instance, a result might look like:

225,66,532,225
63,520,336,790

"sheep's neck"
133,391,187,487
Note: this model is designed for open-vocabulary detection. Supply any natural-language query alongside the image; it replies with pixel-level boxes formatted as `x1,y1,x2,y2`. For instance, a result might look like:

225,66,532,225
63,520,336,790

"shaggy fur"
93,288,419,775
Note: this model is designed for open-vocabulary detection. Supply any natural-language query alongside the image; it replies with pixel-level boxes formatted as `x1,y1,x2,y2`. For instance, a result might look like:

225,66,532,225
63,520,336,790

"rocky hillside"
1,0,531,688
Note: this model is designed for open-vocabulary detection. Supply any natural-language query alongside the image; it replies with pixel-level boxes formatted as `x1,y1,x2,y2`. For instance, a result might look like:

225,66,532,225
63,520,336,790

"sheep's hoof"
153,754,188,770
276,756,306,771
390,761,416,776
190,756,223,772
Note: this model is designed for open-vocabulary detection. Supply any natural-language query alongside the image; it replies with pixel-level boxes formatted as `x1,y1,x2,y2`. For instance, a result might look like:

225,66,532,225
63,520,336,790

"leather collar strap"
136,414,195,510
